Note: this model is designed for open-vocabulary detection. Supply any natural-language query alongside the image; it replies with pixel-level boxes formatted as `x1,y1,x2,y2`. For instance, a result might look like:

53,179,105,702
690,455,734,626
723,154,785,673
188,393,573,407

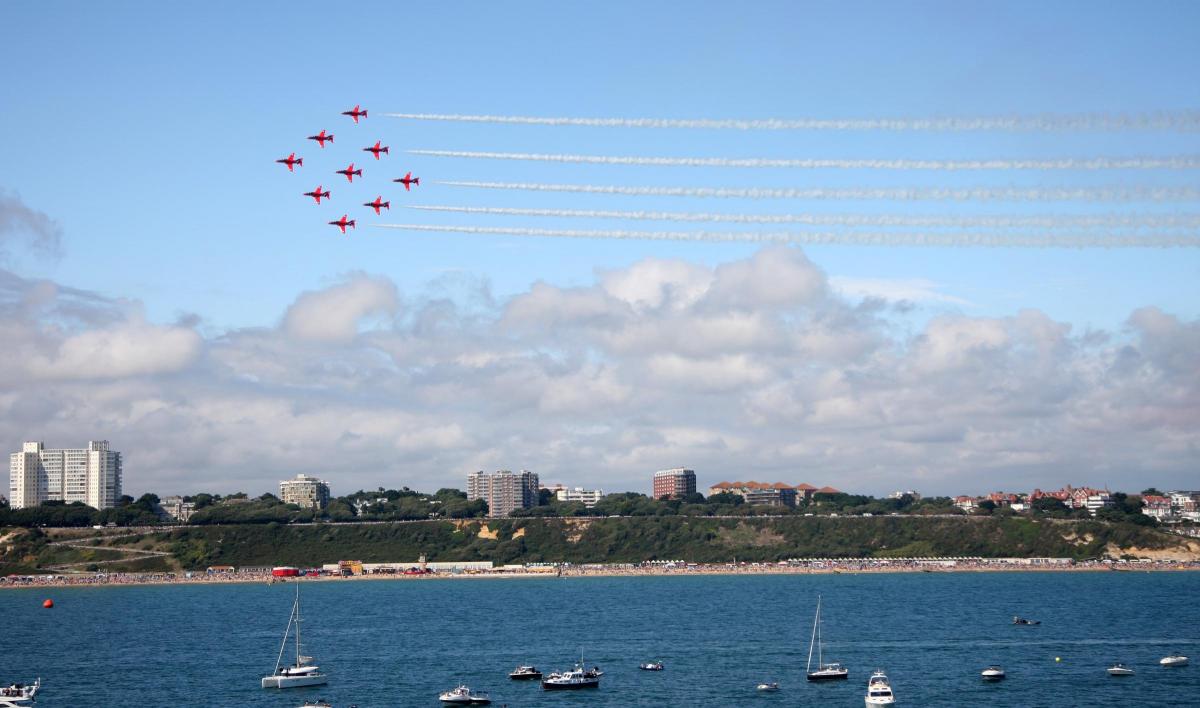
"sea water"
2,571,1197,707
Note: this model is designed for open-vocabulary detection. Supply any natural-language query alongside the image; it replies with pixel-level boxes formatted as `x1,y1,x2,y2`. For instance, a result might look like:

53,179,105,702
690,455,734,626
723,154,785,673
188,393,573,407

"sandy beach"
4,557,1198,591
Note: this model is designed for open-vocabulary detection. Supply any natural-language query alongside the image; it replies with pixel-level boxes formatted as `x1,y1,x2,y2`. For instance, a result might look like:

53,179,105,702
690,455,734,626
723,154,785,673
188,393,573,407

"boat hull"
509,673,542,680
541,680,599,690
261,673,328,689
808,671,849,681
865,698,896,706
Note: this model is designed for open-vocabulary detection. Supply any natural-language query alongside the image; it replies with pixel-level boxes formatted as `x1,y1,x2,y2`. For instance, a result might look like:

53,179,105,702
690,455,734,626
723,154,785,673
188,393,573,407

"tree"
538,488,556,506
707,492,744,506
1032,497,1069,515
1141,487,1164,497
975,500,997,515
682,492,706,505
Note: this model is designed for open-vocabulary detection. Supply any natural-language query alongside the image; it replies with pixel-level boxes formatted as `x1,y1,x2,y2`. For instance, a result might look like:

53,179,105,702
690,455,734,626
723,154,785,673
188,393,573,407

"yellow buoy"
1055,657,1061,662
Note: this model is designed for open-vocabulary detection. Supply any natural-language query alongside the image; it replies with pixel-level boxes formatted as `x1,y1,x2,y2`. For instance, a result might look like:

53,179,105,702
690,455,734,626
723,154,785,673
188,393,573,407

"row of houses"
706,481,842,508
953,485,1200,520
954,485,1116,514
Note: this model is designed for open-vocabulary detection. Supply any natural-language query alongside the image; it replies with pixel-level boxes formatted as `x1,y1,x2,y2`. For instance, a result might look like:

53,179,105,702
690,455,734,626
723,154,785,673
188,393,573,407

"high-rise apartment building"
8,440,122,510
467,469,540,517
279,474,331,510
653,467,696,500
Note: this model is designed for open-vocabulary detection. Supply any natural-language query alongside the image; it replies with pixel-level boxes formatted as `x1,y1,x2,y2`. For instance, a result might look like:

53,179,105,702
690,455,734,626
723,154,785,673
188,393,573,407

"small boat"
639,661,664,671
0,679,39,703
1160,655,1189,667
508,665,543,680
807,596,849,681
438,685,491,704
981,665,1006,681
1012,616,1040,626
541,665,600,691
755,682,780,692
1107,663,1135,676
262,585,329,689
584,665,604,678
864,670,895,706
298,702,333,708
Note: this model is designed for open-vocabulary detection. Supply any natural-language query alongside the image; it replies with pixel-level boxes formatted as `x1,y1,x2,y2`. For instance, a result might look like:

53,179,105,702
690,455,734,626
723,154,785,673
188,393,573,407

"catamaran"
806,595,849,681
262,584,329,689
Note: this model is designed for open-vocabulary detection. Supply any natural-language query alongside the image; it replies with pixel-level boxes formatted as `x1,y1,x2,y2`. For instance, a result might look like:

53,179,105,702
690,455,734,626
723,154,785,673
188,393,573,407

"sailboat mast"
294,584,302,664
817,595,823,667
273,589,293,673
806,595,819,672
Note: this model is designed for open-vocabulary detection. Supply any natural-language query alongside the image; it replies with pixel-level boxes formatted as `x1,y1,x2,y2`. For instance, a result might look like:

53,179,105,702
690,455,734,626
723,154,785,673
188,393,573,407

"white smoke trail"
385,111,1200,132
436,180,1200,202
409,149,1200,170
407,204,1200,229
372,223,1200,248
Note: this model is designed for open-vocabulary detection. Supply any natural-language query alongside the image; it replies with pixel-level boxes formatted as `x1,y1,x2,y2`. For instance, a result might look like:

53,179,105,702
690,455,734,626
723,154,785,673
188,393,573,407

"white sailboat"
806,595,849,681
262,584,329,689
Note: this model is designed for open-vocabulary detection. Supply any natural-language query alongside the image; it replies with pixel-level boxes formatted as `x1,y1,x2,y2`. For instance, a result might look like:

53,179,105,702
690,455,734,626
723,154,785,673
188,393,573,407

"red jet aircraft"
393,171,420,191
342,105,367,123
363,196,390,215
363,141,389,160
275,153,303,171
336,163,363,183
328,214,356,234
307,130,334,148
304,186,331,204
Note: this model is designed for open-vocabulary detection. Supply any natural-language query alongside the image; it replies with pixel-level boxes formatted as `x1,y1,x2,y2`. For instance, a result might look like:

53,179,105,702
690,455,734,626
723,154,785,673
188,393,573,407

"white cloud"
1,247,1197,498
282,273,399,342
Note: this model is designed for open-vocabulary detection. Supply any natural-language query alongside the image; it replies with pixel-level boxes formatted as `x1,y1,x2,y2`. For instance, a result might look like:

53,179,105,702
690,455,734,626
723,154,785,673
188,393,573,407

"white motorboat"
0,678,39,704
756,681,780,692
1107,663,1135,676
639,661,664,671
541,665,600,690
262,585,329,689
1160,655,1189,667
865,670,895,706
439,685,491,704
981,665,1006,681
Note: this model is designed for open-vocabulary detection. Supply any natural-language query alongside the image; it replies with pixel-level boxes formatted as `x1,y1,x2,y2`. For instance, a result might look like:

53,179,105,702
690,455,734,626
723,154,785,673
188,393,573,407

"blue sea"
2,572,1198,707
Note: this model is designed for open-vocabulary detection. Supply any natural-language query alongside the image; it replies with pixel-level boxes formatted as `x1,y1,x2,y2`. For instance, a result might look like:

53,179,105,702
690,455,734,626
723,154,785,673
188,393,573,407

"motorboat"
864,670,895,706
508,665,542,680
0,678,39,703
756,682,780,692
806,596,849,681
1012,616,1040,626
1107,663,1135,676
981,665,1006,681
541,665,600,690
1160,655,1189,667
298,702,333,708
262,585,329,689
639,661,664,671
439,685,491,704
583,665,604,678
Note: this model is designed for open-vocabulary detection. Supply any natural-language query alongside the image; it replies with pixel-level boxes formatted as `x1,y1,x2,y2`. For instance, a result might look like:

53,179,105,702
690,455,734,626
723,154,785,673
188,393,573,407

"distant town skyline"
2,3,1197,499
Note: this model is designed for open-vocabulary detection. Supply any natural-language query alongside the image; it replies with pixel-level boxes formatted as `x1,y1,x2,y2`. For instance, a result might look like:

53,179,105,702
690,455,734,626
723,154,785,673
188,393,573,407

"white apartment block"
555,487,605,508
279,474,331,509
8,440,122,510
468,469,539,517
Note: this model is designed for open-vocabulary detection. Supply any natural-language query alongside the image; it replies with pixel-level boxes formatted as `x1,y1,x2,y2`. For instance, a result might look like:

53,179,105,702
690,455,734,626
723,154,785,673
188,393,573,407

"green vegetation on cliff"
4,515,1186,573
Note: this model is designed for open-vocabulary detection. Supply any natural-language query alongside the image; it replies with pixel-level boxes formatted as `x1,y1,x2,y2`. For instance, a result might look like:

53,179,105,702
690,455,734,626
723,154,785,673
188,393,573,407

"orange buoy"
42,599,54,608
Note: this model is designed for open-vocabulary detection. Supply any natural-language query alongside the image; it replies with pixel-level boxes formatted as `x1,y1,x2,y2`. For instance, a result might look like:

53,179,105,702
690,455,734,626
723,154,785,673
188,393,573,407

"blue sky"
1,2,1197,496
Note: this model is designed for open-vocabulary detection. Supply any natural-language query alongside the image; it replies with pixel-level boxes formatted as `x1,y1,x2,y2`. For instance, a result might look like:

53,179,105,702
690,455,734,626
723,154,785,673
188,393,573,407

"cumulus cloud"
282,273,400,343
0,246,1197,498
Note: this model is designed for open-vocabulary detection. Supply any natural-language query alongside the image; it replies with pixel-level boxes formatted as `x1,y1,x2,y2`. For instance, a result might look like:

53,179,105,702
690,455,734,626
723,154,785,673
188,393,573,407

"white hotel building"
9,440,123,510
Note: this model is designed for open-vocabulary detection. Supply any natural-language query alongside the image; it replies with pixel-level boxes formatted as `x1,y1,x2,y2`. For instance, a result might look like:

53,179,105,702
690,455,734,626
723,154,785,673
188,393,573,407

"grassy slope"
2,518,1190,573
58,516,1197,570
